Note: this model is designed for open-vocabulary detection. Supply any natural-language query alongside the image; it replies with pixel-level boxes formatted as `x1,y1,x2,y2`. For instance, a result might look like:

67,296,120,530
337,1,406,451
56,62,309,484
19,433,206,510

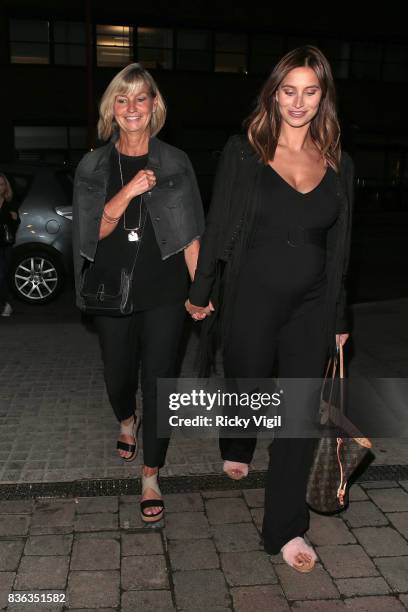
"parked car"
1,163,73,304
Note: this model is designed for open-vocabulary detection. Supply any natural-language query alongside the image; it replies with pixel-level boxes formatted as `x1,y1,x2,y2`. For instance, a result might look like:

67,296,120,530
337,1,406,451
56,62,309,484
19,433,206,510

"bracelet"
102,213,118,224
102,209,120,223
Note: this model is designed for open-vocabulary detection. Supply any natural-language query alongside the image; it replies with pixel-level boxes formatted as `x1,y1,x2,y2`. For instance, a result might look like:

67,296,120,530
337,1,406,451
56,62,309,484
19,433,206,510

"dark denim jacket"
72,136,205,309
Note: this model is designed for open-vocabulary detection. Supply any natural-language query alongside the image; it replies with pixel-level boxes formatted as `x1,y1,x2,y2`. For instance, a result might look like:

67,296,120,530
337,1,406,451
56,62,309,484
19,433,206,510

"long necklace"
118,150,144,242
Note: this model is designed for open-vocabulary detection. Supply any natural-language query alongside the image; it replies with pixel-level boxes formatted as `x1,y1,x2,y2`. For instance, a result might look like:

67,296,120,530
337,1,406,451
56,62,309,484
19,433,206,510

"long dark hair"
246,45,341,171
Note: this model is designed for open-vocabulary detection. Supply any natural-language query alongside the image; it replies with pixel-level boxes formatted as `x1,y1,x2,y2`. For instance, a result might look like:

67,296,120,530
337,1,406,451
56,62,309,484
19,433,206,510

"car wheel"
10,250,64,304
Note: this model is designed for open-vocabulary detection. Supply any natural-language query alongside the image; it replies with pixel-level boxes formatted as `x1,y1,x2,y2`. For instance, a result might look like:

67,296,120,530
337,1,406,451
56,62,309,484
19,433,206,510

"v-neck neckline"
267,164,329,196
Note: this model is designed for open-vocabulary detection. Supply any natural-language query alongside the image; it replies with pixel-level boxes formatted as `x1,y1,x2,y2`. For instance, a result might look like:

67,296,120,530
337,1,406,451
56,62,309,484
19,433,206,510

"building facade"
1,0,407,206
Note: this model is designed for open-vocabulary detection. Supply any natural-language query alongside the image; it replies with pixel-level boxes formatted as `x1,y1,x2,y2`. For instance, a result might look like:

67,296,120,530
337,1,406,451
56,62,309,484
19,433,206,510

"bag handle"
321,351,338,406
336,342,372,448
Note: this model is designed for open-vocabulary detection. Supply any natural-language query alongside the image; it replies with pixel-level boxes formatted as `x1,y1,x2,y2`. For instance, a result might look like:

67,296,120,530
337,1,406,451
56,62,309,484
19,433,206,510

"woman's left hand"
336,333,349,347
185,299,214,321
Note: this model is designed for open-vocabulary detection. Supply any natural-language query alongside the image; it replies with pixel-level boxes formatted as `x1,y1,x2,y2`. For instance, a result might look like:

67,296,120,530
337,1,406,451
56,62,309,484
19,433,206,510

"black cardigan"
189,134,354,372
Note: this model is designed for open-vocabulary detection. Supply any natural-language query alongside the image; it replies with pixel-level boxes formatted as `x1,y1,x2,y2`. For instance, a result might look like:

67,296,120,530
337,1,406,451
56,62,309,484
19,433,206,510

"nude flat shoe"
223,460,249,480
281,536,317,573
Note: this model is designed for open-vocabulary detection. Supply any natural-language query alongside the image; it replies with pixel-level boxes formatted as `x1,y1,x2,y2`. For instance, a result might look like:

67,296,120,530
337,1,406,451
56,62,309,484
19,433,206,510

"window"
15,126,67,150
215,32,247,73
9,19,86,65
176,29,212,71
14,126,87,163
250,34,283,74
383,44,408,82
96,24,133,66
351,42,383,80
137,28,173,70
9,19,49,64
54,21,86,65
320,40,351,79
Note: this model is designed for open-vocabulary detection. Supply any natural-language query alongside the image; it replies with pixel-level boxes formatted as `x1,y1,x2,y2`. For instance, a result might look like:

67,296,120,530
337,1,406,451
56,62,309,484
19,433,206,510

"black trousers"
94,300,186,468
222,296,328,554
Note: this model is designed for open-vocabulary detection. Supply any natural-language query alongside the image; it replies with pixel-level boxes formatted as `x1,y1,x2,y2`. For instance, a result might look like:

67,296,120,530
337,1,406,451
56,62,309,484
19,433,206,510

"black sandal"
116,413,141,462
140,473,164,523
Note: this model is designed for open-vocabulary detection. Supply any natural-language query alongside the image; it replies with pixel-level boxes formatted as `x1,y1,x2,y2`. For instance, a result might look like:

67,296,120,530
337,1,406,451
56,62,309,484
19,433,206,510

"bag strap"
339,343,344,414
321,352,337,405
332,343,372,447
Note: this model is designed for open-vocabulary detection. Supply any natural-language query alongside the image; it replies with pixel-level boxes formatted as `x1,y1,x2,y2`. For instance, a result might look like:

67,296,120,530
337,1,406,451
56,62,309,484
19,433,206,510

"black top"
256,164,339,234
237,163,340,319
251,164,339,294
92,148,188,311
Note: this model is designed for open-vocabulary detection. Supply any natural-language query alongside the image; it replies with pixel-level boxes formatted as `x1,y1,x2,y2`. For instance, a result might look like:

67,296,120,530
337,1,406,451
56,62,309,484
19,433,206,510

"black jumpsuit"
222,162,340,553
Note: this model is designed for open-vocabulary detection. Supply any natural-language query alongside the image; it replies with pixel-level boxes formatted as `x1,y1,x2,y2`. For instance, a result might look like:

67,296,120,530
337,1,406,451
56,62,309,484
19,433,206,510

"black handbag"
306,344,372,513
79,203,147,316
79,265,133,316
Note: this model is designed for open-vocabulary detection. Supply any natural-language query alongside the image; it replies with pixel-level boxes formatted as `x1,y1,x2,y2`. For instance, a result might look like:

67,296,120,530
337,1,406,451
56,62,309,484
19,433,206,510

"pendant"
128,230,139,242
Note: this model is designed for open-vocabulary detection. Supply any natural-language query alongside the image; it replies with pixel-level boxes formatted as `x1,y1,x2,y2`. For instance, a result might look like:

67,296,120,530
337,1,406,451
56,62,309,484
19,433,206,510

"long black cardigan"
189,134,354,373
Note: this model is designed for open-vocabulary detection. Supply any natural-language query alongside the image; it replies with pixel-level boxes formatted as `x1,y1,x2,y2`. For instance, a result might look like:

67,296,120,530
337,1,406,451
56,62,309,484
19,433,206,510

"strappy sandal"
223,460,249,480
281,537,317,573
116,413,141,462
140,472,164,523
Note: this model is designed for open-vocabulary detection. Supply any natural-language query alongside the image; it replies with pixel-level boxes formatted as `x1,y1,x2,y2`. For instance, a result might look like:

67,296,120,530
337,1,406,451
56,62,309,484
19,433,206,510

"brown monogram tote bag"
306,344,372,513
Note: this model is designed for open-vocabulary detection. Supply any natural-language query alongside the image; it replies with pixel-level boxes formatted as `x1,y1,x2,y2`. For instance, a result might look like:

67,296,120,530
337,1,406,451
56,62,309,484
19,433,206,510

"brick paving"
0,317,269,484
1,296,408,609
0,484,407,610
0,298,408,485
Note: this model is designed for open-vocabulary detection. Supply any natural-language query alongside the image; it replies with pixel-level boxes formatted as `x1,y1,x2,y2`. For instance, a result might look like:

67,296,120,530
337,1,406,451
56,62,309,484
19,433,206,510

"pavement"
0,293,408,611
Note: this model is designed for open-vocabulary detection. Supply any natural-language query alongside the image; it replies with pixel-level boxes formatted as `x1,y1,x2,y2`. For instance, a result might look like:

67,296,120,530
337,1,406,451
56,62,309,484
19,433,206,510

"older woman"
187,46,354,570
72,63,204,523
0,173,19,317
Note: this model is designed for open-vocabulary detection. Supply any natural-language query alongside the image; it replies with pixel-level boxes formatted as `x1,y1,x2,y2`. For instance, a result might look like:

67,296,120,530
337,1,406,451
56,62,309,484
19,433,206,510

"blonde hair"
246,46,341,172
0,173,13,202
97,63,166,141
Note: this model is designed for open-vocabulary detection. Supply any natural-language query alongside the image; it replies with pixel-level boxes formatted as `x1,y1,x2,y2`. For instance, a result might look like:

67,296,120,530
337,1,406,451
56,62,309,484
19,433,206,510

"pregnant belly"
242,244,327,299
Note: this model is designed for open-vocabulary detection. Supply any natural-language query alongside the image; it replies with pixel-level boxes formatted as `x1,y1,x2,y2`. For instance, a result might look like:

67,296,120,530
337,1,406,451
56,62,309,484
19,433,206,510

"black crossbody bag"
79,200,147,316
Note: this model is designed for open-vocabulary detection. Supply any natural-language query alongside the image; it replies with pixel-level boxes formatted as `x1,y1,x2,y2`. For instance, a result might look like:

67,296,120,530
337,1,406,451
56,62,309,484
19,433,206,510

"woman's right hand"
125,169,156,199
99,169,156,240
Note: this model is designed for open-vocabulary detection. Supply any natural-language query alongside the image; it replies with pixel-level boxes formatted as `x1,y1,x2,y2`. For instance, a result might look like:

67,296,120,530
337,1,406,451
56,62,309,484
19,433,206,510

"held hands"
126,169,156,199
185,299,215,321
